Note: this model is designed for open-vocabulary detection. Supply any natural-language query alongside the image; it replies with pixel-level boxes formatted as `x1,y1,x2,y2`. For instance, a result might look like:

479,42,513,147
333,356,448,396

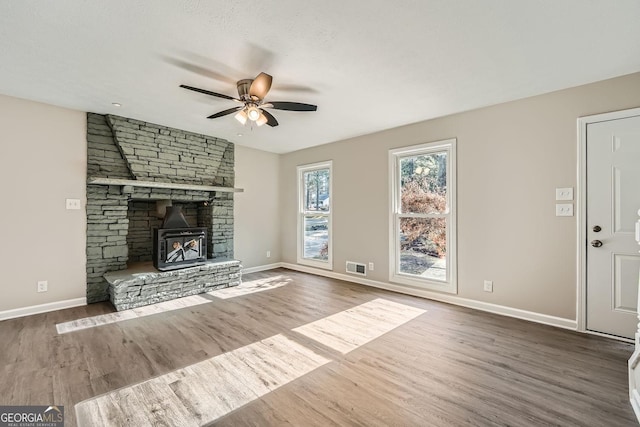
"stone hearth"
105,260,241,311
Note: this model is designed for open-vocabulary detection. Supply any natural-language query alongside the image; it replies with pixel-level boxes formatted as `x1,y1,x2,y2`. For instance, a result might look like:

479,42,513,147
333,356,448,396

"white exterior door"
586,114,640,339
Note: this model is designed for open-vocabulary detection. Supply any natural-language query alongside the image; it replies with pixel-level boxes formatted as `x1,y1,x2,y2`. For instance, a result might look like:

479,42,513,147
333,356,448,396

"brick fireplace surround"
85,113,241,309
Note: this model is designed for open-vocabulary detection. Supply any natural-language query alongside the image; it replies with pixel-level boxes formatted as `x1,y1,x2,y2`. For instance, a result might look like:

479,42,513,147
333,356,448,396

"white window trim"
297,160,333,270
388,139,457,293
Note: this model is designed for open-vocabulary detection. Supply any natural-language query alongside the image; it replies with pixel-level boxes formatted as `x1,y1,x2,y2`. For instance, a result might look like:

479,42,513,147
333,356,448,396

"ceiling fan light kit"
234,109,248,125
180,72,317,128
256,113,268,127
247,105,261,121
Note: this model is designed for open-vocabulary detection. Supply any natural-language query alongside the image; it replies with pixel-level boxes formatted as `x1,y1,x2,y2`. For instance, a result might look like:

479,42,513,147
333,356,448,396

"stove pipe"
161,206,191,229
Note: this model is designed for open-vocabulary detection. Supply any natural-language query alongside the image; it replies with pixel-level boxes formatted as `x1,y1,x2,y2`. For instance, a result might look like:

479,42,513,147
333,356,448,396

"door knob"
591,240,603,248
592,225,601,232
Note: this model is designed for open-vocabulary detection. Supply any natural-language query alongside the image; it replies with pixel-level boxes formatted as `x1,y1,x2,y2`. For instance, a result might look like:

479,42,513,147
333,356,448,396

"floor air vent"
346,261,366,276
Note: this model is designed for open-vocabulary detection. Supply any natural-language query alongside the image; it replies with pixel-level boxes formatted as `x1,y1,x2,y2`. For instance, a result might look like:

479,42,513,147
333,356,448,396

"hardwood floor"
0,268,635,426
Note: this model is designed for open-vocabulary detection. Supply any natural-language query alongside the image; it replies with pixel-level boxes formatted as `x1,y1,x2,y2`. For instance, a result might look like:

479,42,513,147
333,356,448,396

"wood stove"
153,206,207,271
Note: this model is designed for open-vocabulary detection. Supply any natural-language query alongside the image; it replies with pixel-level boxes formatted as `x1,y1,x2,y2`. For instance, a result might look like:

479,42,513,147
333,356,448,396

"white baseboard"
0,297,87,322
280,262,577,331
242,263,284,274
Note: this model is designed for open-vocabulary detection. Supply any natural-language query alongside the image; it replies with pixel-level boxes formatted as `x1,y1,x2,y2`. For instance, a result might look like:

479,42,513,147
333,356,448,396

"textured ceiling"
1,1,639,153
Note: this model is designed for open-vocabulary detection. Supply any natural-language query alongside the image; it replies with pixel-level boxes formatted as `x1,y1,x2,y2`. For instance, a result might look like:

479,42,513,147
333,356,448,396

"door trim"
577,106,640,339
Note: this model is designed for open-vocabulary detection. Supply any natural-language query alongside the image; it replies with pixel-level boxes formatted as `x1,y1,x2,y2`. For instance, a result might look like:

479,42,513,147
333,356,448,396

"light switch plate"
37,280,48,292
555,187,573,201
556,203,574,217
483,280,493,292
66,198,81,210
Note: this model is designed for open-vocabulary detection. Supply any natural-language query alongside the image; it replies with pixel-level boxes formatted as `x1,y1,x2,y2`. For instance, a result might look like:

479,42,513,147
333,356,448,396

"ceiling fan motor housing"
236,79,253,101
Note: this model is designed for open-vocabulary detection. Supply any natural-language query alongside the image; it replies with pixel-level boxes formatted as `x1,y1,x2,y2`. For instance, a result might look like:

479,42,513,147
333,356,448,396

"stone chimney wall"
86,113,235,303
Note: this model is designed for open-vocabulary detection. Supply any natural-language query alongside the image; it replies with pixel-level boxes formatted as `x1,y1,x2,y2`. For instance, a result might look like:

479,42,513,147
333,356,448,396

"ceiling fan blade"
249,72,273,100
261,109,279,127
164,57,237,84
207,106,243,119
267,101,317,112
180,84,238,101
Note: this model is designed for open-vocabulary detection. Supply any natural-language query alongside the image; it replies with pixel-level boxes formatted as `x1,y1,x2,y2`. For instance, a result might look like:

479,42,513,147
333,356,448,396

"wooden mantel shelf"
87,177,244,193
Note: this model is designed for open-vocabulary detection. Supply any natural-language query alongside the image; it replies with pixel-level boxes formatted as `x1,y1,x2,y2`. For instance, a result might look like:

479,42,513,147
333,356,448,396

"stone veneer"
86,113,236,304
105,260,241,311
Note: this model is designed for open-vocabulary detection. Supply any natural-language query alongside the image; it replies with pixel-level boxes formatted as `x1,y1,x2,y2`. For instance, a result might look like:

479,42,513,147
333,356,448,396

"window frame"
388,139,457,293
297,160,333,270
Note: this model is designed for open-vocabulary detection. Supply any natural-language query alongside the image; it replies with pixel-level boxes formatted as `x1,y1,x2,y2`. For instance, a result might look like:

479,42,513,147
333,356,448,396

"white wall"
0,94,87,312
280,72,640,321
234,145,280,270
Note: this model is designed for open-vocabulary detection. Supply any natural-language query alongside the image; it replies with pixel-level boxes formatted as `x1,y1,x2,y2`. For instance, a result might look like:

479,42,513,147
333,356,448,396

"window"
389,139,456,293
297,161,332,269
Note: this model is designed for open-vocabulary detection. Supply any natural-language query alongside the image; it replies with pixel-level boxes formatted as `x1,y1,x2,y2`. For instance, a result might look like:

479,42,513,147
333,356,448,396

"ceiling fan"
180,72,317,127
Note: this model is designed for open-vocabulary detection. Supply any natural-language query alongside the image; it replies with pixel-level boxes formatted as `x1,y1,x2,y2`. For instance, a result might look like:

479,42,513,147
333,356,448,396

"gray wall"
234,146,281,268
0,94,87,312
280,72,640,320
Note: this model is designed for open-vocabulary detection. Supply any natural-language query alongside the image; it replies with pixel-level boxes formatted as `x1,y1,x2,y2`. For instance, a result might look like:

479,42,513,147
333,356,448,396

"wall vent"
346,261,366,276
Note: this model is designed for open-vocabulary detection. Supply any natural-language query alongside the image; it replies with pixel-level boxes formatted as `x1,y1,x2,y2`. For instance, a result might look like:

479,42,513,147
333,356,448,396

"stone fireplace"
85,113,241,309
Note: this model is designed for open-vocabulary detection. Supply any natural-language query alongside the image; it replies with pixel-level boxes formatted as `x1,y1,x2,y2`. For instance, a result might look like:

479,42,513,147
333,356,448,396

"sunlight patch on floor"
73,296,426,426
56,276,292,334
75,334,330,427
206,275,291,299
56,294,211,334
292,298,426,354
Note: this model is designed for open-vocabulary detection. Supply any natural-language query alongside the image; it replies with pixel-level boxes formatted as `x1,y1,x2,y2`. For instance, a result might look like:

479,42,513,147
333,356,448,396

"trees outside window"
297,161,332,269
389,140,457,293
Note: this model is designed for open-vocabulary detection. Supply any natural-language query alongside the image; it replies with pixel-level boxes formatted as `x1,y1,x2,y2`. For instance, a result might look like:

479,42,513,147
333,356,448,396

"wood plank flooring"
292,298,426,354
56,294,211,334
56,274,293,334
0,268,636,426
76,335,331,426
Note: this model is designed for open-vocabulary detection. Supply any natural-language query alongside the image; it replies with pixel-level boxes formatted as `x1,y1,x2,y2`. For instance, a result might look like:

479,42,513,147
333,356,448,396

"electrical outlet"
66,198,81,210
555,203,574,217
266,250,271,258
555,188,574,201
368,262,374,271
483,280,493,292
37,280,48,293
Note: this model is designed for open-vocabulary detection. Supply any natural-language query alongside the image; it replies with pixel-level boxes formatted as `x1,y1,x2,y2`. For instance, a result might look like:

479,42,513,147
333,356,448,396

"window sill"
390,274,457,294
297,258,333,271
